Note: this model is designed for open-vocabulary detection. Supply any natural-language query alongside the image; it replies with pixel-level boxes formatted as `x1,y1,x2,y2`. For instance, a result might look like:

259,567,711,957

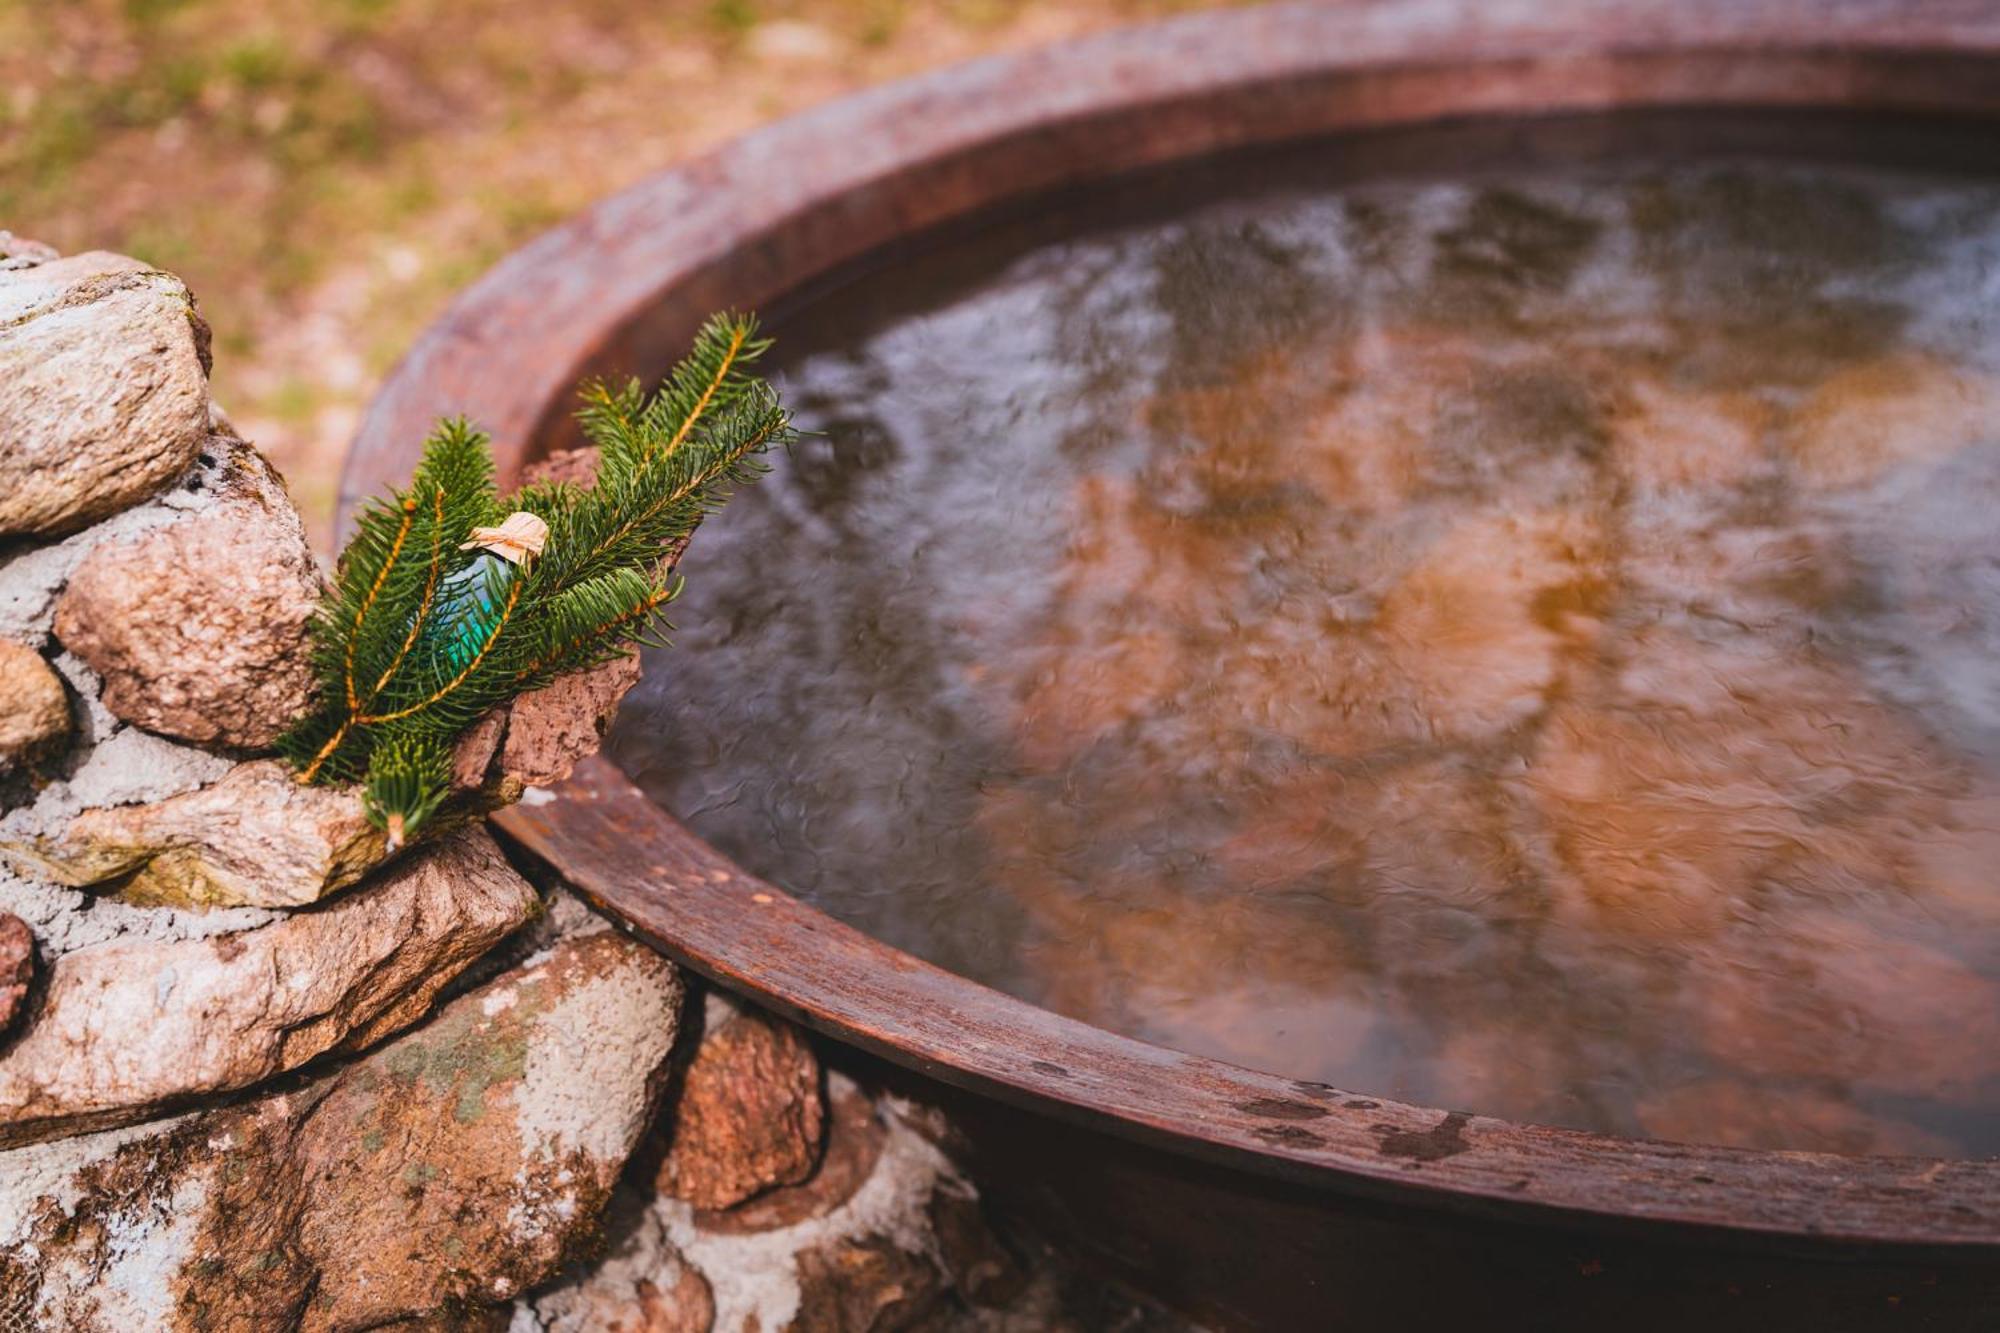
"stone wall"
0,235,1144,1333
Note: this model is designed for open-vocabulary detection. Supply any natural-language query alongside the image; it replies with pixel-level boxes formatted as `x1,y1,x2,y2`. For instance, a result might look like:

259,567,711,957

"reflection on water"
609,149,2000,1155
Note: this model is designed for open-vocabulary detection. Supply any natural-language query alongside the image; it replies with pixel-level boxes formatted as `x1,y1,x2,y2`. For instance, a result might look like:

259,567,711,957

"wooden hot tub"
342,3,2000,1327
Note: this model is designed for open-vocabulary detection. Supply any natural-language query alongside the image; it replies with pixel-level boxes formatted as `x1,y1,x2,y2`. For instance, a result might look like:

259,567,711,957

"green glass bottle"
428,511,548,674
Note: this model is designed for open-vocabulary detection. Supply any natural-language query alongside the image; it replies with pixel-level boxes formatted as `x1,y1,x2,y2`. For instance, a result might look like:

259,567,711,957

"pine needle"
280,311,794,842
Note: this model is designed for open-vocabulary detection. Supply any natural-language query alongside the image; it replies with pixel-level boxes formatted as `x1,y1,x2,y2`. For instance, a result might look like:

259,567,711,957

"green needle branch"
279,311,794,848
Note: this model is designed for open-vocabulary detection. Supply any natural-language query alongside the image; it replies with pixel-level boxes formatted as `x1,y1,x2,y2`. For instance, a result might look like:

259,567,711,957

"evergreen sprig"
280,311,793,847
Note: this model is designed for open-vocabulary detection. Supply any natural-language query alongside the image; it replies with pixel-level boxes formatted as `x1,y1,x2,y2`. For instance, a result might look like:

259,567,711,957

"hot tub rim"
493,759,2000,1263
342,0,2000,1262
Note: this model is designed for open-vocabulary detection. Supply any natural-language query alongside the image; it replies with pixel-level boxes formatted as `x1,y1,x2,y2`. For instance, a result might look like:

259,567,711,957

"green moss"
383,1043,427,1083
379,1000,536,1126
453,1034,530,1123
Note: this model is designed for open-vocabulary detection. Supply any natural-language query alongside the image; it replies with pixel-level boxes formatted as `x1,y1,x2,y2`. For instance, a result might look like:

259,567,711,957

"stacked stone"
0,236,1056,1333
519,994,1036,1333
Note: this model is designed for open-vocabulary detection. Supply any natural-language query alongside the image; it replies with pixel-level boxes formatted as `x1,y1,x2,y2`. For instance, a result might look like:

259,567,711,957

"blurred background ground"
2,0,1232,550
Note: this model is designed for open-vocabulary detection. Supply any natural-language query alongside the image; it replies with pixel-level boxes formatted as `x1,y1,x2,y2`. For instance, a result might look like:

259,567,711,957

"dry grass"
1,0,1232,547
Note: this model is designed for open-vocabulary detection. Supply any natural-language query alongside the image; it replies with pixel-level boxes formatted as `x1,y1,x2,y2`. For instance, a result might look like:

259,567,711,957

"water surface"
611,136,2000,1156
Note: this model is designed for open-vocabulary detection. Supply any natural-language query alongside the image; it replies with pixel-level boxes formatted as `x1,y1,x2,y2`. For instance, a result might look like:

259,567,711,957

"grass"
2,0,1240,546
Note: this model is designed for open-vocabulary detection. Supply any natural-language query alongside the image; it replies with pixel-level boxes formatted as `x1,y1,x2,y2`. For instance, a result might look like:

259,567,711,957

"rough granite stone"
694,1084,885,1236
0,639,68,771
0,913,31,1038
451,706,509,790
657,1009,827,1212
502,651,643,787
0,929,683,1332
0,252,211,536
0,826,538,1149
53,435,322,748
0,757,384,909
0,231,59,270
449,652,642,793
662,1074,958,1333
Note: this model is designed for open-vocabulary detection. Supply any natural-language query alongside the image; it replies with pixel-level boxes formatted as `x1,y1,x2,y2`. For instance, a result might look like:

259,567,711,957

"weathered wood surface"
495,758,2000,1260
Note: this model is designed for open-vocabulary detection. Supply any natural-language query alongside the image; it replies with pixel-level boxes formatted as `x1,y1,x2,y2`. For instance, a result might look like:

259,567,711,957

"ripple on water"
610,148,2000,1156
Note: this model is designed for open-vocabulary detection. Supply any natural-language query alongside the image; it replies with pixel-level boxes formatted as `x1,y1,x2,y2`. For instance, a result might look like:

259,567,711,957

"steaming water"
610,146,2000,1155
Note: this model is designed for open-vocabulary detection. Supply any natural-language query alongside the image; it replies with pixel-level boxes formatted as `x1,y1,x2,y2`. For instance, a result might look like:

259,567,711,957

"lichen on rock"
288,928,684,1330
0,928,683,1331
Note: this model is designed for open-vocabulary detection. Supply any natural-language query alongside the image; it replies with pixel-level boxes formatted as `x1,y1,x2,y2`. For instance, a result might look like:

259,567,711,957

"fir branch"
512,569,676,685
362,734,452,851
369,479,449,698
280,313,792,847
344,496,415,712
539,379,789,596
361,575,523,726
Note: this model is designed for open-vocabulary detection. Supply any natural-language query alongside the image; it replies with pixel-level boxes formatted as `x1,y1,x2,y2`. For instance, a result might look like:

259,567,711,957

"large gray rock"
0,826,538,1148
0,639,68,771
0,929,683,1332
53,434,323,749
0,757,384,909
0,252,212,536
